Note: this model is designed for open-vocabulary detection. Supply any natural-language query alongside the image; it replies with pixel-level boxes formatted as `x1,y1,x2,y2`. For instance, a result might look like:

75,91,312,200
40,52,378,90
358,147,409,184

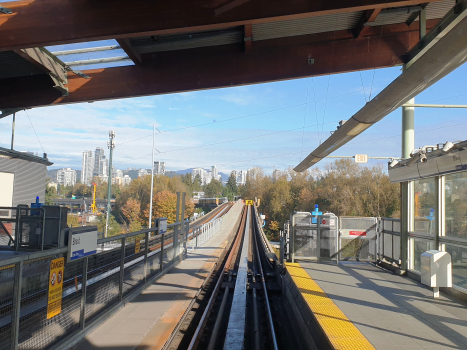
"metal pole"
174,192,180,257
11,261,23,350
160,233,165,272
401,81,415,272
11,112,15,150
80,257,88,330
119,237,126,301
105,131,116,238
181,192,186,256
143,231,149,283
149,125,155,229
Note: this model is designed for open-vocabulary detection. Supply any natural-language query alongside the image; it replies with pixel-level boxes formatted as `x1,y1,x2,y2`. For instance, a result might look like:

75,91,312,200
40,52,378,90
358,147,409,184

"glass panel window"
413,238,436,273
445,171,467,239
445,244,467,290
414,178,437,235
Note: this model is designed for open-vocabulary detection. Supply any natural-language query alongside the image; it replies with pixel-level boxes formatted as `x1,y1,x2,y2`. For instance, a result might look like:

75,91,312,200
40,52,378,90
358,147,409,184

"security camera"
420,153,428,163
442,141,454,153
389,159,399,168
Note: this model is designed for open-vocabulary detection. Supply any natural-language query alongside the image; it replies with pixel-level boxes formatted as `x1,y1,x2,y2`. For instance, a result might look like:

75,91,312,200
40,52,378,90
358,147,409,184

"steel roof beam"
0,24,426,110
0,0,442,52
294,0,467,172
64,56,132,68
51,45,122,56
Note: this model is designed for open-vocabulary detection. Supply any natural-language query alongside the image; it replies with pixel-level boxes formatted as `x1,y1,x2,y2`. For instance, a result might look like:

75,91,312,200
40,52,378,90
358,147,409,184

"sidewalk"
73,205,242,350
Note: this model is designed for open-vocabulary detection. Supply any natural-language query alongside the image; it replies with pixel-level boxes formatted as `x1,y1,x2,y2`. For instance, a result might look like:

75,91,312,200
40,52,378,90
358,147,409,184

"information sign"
245,200,254,205
68,228,98,262
158,218,168,234
135,238,141,254
47,258,64,319
349,231,367,236
355,154,368,163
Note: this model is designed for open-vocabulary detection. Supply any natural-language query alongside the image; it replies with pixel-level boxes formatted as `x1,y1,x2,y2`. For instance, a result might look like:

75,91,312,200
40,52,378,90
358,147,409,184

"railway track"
163,205,307,350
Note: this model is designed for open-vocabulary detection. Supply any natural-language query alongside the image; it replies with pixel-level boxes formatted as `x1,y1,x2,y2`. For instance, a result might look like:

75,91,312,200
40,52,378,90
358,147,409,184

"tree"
226,171,238,194
96,214,122,236
122,198,143,231
193,174,203,191
204,179,223,198
67,214,80,228
45,184,57,205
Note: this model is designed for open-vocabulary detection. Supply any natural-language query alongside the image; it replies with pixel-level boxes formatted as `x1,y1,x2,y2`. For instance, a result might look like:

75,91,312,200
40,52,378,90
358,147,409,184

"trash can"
421,250,452,298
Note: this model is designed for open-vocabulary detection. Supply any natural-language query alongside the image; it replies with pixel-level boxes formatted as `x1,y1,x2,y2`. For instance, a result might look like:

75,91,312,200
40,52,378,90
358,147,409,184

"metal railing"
189,200,242,250
0,218,190,350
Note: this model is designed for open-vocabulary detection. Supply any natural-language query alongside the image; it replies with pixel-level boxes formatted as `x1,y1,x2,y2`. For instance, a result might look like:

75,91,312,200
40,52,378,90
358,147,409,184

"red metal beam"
353,8,382,38
0,0,441,51
0,25,428,110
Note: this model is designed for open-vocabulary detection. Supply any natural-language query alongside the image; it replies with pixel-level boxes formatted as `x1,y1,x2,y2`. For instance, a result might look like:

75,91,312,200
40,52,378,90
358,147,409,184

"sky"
1,39,466,175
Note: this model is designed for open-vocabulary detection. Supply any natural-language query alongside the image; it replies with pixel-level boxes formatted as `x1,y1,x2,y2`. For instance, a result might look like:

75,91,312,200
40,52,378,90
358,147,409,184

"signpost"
245,200,254,205
47,257,64,319
135,237,141,254
68,227,98,262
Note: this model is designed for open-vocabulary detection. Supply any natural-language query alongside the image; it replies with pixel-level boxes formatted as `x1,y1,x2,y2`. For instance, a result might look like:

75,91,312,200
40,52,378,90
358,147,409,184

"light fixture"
389,159,399,168
442,141,454,152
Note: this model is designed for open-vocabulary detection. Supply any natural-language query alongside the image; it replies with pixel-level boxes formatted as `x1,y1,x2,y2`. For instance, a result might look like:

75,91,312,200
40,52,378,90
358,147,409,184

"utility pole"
105,130,116,238
149,125,155,229
11,112,15,150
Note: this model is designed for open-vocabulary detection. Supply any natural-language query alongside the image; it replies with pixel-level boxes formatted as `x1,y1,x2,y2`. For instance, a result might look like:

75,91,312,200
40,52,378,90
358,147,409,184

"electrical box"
421,250,452,297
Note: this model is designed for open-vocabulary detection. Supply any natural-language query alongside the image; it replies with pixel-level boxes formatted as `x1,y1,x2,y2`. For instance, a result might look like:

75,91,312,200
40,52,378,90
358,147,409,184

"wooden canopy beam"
0,22,431,110
0,0,441,51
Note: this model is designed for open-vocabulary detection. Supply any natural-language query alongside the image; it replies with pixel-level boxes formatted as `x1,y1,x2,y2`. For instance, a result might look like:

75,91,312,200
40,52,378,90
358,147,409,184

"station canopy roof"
0,0,457,114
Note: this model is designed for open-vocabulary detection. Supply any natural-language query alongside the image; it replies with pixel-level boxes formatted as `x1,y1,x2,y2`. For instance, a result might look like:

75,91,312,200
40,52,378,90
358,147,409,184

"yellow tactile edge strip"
286,262,375,350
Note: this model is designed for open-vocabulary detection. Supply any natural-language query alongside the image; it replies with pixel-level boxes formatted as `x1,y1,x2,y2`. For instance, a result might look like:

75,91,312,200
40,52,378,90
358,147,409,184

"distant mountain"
175,168,229,182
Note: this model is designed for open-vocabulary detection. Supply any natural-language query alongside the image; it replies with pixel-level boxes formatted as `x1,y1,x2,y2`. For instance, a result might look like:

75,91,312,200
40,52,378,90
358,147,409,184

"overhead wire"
299,78,310,162
24,109,46,154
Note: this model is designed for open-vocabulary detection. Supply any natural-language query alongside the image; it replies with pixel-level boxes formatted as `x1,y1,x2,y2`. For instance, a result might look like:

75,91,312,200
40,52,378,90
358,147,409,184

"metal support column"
174,192,180,259
437,176,446,251
290,213,295,263
119,237,126,301
105,131,116,238
160,233,165,272
143,231,149,283
80,257,88,330
401,91,415,272
181,193,186,257
11,261,23,350
11,112,15,150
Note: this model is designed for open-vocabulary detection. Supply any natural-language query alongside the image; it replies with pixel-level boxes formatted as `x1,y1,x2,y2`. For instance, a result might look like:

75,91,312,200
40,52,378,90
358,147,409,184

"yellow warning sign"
257,199,261,206
245,200,254,205
47,257,64,319
135,238,141,254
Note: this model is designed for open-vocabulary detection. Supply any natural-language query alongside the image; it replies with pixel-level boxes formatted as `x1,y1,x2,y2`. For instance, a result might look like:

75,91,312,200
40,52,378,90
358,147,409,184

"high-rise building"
272,169,281,181
154,161,166,175
81,151,94,185
94,147,107,176
123,175,132,186
236,170,247,185
192,168,212,185
211,165,218,179
57,168,77,187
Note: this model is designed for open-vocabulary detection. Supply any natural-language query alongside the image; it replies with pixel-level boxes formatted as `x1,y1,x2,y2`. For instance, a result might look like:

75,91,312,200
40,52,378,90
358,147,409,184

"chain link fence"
0,218,190,350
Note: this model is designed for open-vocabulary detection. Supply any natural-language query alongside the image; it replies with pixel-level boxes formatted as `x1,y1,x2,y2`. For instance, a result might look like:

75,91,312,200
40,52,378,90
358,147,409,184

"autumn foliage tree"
144,190,195,224
122,198,143,232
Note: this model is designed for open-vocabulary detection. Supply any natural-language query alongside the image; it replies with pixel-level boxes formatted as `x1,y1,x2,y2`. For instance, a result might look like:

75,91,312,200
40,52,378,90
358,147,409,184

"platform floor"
299,260,467,350
73,212,240,350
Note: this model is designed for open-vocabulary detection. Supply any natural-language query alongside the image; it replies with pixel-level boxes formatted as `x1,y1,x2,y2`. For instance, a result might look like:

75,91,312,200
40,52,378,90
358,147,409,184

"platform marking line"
286,262,375,350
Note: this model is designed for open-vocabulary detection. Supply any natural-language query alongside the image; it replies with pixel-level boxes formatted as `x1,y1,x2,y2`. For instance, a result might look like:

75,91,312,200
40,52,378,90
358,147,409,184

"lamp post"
105,130,116,238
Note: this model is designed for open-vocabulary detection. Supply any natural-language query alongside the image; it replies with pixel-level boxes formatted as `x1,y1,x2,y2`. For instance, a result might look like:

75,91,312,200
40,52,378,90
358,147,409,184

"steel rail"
252,210,279,350
188,206,247,350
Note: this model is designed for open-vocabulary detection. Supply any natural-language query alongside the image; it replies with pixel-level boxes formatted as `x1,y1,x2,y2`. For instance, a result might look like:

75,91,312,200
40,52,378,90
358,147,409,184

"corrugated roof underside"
131,29,243,53
372,0,455,26
252,12,363,41
0,51,45,79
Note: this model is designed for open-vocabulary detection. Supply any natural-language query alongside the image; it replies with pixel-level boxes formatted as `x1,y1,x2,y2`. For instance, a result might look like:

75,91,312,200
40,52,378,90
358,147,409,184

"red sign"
322,219,326,224
349,231,366,236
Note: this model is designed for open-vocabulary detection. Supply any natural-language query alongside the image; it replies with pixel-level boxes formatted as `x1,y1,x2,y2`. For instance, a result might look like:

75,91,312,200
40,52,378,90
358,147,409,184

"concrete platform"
72,206,242,350
299,260,467,350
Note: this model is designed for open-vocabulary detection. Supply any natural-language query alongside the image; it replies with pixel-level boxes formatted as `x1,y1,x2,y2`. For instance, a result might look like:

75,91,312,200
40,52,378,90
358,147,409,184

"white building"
57,168,77,187
138,168,150,177
94,147,107,176
81,151,94,186
192,168,212,185
154,161,166,175
211,165,218,179
123,175,132,186
236,170,247,185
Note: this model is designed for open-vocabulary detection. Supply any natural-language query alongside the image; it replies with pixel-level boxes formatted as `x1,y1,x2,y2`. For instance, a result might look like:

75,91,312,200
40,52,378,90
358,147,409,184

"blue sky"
0,40,466,174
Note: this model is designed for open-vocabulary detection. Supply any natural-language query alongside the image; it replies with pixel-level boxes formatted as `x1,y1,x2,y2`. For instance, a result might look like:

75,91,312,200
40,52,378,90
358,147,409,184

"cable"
321,75,331,145
359,71,367,103
24,109,46,154
299,78,310,162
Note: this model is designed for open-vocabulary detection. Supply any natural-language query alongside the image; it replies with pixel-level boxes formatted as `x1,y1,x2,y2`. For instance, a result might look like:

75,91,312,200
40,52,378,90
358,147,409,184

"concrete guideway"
287,260,467,350
72,203,244,350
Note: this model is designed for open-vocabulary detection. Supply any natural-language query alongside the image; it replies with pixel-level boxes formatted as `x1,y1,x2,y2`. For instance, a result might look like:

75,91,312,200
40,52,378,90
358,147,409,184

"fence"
189,200,242,250
0,218,189,350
